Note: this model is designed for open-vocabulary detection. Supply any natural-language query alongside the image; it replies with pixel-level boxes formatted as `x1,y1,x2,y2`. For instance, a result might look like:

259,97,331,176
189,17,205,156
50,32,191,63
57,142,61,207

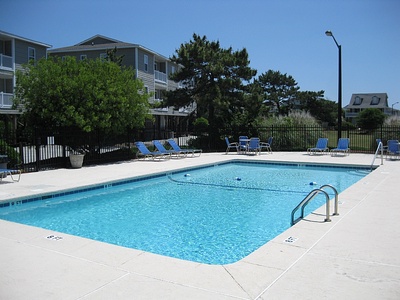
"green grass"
325,130,375,151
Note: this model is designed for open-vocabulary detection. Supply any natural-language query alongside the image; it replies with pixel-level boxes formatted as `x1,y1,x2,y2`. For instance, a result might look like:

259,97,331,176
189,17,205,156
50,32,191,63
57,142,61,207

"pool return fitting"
291,184,339,226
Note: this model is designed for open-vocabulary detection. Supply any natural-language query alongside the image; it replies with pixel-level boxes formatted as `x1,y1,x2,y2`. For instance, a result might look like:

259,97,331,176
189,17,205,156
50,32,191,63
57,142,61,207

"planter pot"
69,154,85,168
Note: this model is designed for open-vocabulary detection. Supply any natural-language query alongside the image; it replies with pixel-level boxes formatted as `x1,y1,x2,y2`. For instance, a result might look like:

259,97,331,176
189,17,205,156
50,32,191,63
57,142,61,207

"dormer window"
354,96,363,105
371,96,380,105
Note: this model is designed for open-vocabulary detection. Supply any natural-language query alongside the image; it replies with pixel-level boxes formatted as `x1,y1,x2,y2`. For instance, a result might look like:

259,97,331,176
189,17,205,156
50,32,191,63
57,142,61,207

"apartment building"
0,30,51,124
48,35,194,138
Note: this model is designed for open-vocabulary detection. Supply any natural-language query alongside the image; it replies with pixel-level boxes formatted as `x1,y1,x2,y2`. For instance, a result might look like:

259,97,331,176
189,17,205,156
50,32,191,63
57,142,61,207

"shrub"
193,117,209,135
261,111,323,150
384,116,400,126
356,108,385,130
0,140,20,168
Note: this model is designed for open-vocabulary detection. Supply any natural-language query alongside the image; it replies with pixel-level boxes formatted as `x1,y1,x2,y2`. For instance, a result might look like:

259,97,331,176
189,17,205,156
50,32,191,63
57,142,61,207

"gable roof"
0,30,52,48
345,93,389,109
76,34,122,46
48,34,170,61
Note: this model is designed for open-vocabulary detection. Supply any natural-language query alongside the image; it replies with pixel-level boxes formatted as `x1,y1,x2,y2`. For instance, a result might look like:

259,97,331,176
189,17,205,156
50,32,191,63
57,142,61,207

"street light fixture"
392,102,399,115
325,30,342,140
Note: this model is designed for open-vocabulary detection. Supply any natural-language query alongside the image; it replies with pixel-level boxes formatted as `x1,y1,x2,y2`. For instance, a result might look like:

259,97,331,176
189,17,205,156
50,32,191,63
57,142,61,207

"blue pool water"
0,162,369,264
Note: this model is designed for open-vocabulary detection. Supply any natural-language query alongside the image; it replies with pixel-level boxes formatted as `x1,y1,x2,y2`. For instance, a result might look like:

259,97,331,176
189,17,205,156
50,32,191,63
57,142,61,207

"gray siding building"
0,30,51,122
48,35,194,137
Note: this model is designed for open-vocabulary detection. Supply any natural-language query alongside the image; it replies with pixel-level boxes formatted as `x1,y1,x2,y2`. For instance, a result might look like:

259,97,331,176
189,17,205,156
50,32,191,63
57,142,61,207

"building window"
371,96,380,105
80,55,87,61
28,47,36,61
354,96,363,105
100,53,107,61
144,55,148,72
171,66,175,74
144,86,149,94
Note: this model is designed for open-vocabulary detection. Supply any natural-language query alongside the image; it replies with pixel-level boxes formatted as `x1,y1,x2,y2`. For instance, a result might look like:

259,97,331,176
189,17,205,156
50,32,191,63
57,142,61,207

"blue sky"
2,0,399,107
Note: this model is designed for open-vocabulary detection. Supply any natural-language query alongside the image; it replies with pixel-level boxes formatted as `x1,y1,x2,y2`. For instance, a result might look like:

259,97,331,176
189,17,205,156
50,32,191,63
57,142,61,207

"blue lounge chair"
153,140,185,158
307,138,329,155
387,140,400,160
238,136,249,153
135,141,170,160
330,138,350,156
0,168,21,182
167,139,202,157
225,137,239,154
260,137,273,154
247,137,261,155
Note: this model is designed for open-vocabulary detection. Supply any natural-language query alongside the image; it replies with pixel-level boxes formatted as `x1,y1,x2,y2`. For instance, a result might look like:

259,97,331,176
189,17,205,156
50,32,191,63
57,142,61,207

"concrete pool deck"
0,152,399,299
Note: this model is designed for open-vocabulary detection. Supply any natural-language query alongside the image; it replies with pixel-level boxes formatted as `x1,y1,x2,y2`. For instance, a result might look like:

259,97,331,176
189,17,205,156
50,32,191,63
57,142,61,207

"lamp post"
325,30,342,140
392,102,399,115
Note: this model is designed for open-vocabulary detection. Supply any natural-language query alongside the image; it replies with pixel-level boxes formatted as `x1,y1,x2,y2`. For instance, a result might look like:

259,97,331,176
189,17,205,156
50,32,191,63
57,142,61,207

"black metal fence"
185,125,400,153
1,125,399,173
1,128,137,172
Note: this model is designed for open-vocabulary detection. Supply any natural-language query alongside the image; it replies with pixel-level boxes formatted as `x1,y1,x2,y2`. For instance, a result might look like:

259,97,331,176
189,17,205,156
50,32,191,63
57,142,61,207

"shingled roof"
344,93,389,109
48,34,169,60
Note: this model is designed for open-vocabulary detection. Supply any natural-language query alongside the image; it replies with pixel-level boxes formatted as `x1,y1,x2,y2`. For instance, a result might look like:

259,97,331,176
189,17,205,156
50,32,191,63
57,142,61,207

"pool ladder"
291,184,339,226
370,141,384,170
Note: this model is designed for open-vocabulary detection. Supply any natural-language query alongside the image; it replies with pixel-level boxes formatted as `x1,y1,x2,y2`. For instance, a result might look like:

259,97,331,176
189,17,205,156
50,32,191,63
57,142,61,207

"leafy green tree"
257,70,299,115
356,108,385,130
239,81,270,126
165,34,257,136
193,117,209,134
313,98,339,126
296,91,337,125
14,56,150,134
105,47,125,66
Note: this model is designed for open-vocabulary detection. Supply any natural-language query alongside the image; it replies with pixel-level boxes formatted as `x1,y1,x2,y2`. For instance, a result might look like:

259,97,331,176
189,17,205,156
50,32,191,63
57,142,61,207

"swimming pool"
0,161,369,264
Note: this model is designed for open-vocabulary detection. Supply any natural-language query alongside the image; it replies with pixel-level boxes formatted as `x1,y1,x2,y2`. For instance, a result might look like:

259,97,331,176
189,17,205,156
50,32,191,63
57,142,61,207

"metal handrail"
371,141,384,170
319,184,339,216
291,187,336,226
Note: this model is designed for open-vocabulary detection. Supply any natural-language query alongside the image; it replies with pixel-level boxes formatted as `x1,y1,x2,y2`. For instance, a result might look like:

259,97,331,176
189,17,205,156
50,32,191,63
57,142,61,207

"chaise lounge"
167,139,202,157
0,168,21,182
135,141,171,160
387,140,400,160
153,140,185,158
330,138,350,156
307,138,329,155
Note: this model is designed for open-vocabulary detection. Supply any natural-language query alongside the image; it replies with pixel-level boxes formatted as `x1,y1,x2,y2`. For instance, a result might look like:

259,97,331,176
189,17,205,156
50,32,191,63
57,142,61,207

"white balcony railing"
0,54,13,70
154,70,167,83
0,92,13,108
344,112,359,118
